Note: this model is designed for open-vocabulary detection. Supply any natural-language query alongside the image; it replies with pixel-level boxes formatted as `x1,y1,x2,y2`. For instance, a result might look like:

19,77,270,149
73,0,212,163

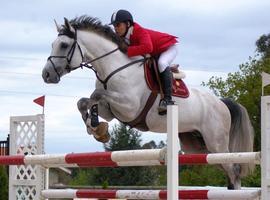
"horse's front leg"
91,89,139,121
77,97,113,143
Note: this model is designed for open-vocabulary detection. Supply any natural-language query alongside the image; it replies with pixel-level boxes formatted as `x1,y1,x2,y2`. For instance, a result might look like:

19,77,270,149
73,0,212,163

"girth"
124,92,158,131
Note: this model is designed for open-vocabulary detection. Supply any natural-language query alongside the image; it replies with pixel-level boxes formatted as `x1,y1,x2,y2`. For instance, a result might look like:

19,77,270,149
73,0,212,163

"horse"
42,16,254,189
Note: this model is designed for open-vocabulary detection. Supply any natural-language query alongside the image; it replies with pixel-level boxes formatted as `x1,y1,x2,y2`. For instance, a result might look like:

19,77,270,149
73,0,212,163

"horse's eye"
60,43,69,49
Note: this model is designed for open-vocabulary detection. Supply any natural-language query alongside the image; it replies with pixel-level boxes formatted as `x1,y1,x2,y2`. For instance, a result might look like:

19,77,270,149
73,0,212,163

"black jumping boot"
158,67,174,115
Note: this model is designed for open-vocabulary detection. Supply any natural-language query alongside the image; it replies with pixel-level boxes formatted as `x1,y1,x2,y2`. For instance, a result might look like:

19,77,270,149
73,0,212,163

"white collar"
124,26,134,44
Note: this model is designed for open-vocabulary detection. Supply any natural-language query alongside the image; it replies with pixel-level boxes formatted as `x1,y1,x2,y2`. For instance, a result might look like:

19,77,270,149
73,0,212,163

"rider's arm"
127,29,153,57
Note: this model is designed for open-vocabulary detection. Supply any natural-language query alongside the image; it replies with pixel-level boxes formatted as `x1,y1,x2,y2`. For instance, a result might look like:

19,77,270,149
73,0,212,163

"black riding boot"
158,67,174,115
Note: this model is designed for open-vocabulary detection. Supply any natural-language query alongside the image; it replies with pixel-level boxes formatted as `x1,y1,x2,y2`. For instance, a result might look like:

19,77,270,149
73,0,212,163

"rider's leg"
158,44,178,114
160,67,174,102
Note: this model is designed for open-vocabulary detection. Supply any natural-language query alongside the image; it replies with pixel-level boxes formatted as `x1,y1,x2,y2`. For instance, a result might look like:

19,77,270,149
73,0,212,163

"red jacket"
127,22,178,57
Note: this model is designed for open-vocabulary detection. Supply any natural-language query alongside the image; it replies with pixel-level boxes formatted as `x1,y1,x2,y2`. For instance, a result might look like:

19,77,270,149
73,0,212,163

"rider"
110,9,178,114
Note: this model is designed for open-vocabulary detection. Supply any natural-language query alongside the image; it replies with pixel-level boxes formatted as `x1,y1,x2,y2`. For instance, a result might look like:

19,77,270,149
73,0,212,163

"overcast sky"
0,0,269,153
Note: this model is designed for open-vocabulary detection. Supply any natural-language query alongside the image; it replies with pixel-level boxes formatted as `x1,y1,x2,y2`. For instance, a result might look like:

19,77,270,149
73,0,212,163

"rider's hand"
119,41,128,53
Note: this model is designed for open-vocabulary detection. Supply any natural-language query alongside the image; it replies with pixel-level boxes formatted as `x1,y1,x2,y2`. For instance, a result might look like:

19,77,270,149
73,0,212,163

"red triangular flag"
33,95,45,107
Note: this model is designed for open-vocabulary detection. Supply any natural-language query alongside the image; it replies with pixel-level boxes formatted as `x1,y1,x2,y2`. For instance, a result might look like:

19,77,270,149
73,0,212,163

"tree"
256,33,270,59
70,123,165,186
95,123,159,186
0,166,8,199
196,33,270,187
202,56,270,151
104,123,142,151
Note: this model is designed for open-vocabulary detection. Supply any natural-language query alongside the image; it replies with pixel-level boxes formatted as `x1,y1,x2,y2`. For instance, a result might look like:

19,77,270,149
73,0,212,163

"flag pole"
33,95,45,115
42,96,45,115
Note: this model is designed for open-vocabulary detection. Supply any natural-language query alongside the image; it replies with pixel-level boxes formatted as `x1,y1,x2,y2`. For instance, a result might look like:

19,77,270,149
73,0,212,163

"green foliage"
70,123,166,186
180,166,226,186
197,34,270,187
70,168,99,186
104,123,142,151
242,166,261,187
256,33,270,59
96,123,159,186
0,166,8,199
202,56,270,151
180,165,261,187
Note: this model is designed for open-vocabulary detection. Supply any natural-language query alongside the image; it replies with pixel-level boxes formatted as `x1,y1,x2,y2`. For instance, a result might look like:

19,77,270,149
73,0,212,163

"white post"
45,168,49,200
261,96,270,200
167,105,179,200
9,114,45,200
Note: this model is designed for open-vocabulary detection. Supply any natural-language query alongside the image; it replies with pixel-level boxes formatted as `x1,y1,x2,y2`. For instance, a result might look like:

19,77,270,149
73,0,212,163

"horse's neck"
78,30,146,90
78,31,129,75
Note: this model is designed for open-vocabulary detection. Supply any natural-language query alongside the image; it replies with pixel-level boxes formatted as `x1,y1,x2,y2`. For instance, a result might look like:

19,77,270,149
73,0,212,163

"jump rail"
41,189,261,200
0,150,261,167
5,96,270,200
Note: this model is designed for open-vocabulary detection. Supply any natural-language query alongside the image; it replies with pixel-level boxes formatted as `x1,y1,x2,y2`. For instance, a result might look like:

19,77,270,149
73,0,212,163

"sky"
0,0,269,153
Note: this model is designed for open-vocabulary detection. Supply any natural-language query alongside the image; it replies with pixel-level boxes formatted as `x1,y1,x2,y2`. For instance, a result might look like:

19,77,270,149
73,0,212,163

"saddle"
144,58,189,98
126,58,189,131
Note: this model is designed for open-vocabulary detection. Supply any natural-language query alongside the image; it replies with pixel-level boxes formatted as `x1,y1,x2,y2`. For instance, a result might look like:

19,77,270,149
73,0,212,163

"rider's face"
113,22,127,37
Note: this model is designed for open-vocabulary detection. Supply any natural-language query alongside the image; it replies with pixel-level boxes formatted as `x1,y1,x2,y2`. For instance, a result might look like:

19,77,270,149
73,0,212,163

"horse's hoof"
227,183,234,190
94,133,110,143
158,110,167,115
158,103,169,116
96,122,109,135
93,122,110,143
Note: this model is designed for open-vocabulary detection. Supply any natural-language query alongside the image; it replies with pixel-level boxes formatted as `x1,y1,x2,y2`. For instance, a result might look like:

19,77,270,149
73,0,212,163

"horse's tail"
221,98,255,177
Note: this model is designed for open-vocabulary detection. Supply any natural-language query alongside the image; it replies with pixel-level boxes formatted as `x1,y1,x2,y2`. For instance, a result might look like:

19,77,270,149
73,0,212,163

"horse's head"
42,18,85,83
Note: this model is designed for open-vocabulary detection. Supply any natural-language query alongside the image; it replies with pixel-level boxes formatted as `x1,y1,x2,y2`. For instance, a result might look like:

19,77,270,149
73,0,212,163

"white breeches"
158,44,178,72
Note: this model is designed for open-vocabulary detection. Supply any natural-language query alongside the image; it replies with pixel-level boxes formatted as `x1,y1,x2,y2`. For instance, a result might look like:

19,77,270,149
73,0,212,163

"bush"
0,166,8,199
180,165,226,186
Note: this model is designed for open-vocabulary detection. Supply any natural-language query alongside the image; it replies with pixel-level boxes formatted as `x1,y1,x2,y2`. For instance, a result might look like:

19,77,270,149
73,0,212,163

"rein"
48,29,146,90
81,58,145,90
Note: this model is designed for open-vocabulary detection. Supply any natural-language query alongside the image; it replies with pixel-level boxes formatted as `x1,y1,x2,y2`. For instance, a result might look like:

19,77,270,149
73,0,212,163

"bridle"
47,28,145,89
47,30,84,78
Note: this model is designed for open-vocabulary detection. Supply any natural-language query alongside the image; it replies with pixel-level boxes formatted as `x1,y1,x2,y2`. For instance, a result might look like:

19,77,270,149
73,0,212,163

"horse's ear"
64,17,75,34
54,19,61,33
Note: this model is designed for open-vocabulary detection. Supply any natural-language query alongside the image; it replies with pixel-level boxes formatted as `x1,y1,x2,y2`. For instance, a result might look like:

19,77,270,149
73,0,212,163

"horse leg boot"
77,98,110,143
90,104,110,143
158,67,174,115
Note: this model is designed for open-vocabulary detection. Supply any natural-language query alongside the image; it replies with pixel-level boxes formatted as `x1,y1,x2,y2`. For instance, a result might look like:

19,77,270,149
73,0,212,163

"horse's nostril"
46,72,50,78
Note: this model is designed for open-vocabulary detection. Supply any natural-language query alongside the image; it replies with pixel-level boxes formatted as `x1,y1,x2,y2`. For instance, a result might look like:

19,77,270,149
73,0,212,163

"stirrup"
158,99,174,115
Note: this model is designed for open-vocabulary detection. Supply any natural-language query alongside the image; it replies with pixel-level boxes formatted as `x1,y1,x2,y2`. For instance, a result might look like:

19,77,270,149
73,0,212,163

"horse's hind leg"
226,164,241,189
222,163,241,189
201,126,241,189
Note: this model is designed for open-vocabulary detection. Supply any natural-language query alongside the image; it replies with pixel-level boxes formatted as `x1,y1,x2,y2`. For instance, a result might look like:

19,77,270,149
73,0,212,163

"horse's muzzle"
42,67,60,84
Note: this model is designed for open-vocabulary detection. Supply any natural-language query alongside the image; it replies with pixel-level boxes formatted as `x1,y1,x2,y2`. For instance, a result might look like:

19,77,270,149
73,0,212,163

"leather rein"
47,29,145,89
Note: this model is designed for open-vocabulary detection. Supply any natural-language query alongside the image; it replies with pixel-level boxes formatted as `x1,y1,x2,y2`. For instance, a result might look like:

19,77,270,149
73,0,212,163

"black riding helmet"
110,9,134,25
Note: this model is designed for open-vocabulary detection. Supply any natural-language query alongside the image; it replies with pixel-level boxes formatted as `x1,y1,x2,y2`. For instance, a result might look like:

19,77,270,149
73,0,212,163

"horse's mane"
61,15,123,46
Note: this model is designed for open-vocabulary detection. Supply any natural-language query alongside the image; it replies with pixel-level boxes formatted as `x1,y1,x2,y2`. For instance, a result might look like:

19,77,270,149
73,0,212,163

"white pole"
167,105,179,200
45,168,49,200
261,96,270,200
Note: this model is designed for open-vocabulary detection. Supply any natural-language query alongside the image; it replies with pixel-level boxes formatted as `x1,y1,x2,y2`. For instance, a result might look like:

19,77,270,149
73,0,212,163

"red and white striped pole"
0,150,260,167
41,189,261,199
